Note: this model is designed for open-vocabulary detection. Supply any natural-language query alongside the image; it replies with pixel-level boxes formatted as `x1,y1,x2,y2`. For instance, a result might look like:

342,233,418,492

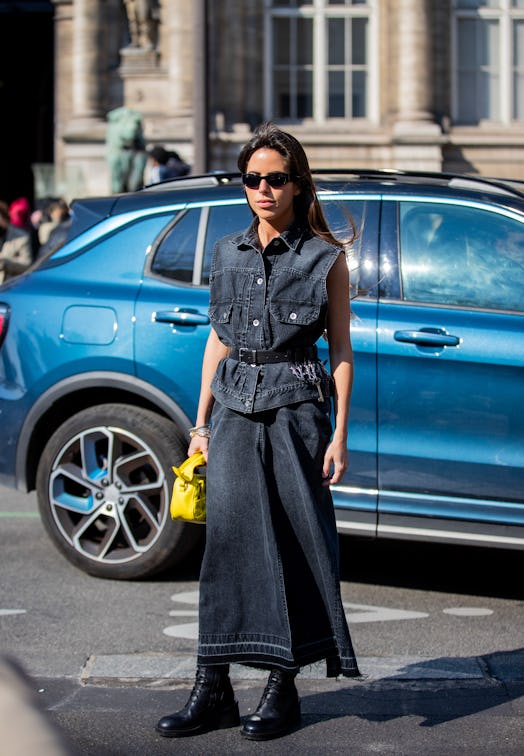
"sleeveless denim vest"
209,221,341,413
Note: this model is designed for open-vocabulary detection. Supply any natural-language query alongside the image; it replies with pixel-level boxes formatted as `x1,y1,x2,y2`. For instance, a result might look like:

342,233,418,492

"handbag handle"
172,452,206,483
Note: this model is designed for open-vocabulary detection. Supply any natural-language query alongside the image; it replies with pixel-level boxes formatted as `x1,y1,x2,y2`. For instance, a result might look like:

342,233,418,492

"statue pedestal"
119,46,159,73
119,46,167,116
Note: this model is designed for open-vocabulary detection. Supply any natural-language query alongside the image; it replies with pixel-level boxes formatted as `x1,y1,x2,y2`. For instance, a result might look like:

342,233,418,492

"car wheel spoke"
49,462,101,514
118,499,159,553
71,508,118,559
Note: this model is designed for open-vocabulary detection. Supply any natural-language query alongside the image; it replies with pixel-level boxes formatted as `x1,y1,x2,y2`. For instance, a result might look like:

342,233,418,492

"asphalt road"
1,485,523,754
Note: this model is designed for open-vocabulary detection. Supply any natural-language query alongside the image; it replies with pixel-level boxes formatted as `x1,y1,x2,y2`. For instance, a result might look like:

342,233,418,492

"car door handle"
154,309,210,326
394,329,460,347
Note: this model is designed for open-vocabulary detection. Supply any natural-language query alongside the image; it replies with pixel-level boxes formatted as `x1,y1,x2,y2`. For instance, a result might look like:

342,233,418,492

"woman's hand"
322,436,348,486
188,435,209,462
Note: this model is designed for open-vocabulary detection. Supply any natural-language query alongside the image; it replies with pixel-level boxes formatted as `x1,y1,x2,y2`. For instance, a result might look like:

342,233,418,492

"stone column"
164,0,193,116
395,0,438,129
192,0,208,173
71,0,103,121
393,0,441,168
52,1,74,186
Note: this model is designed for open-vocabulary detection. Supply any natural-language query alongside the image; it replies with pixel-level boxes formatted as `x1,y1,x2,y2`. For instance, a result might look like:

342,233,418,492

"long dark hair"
237,122,344,248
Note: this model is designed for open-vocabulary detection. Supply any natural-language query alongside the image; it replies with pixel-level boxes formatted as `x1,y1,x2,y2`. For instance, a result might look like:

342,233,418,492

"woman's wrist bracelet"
189,424,211,438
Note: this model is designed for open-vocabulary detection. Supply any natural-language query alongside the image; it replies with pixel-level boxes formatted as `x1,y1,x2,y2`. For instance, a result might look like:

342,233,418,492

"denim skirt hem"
197,648,361,678
198,630,360,678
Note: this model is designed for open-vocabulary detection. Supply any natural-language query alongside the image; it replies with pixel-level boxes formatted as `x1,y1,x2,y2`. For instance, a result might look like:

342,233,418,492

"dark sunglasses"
241,172,293,189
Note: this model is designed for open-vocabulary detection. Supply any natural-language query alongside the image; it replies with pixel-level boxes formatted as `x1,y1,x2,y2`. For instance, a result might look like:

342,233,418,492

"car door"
134,201,251,423
377,195,524,547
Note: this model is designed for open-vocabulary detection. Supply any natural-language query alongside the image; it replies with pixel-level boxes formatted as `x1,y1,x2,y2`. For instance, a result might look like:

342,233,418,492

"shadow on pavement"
339,536,523,599
299,647,524,729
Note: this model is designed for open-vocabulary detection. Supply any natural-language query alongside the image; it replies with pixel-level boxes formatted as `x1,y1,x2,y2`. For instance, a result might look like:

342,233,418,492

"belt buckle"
239,348,257,365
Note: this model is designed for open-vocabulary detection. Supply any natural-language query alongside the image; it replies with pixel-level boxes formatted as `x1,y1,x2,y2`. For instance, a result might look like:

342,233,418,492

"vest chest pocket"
268,269,325,326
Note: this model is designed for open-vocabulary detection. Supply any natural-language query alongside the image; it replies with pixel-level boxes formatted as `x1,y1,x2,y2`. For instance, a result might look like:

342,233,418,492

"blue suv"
1,170,523,579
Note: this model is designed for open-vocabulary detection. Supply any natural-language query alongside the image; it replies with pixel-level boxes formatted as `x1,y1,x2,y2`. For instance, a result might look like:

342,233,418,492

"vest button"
290,312,297,320
253,319,260,327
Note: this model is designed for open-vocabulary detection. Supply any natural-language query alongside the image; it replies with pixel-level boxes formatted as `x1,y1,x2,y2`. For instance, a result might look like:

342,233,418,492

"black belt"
229,345,318,365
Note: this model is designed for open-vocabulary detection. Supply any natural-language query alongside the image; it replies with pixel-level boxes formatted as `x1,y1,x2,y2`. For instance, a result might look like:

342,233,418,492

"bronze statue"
106,107,147,193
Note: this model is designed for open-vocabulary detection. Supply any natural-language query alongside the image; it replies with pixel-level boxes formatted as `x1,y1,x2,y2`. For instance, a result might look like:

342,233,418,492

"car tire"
36,404,202,580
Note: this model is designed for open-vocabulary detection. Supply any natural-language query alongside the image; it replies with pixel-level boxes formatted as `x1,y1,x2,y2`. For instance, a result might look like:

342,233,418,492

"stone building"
4,0,524,202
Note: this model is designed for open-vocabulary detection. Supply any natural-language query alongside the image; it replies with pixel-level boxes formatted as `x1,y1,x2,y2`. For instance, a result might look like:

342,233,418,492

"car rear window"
151,209,200,282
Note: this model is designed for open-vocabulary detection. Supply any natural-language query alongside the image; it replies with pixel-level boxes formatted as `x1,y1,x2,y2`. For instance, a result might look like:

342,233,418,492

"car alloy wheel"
36,404,200,579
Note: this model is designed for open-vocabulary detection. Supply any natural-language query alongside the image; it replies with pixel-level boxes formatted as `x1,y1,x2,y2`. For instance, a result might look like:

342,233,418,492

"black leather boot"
156,665,240,738
241,668,301,741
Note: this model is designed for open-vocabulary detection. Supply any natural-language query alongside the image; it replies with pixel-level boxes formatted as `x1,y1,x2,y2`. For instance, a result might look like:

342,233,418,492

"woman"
156,122,359,741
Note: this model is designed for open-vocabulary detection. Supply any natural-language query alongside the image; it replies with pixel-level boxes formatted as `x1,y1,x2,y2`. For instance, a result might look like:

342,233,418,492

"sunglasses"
241,172,293,189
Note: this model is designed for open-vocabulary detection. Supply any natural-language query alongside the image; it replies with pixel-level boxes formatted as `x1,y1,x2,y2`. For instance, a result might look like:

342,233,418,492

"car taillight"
0,305,9,349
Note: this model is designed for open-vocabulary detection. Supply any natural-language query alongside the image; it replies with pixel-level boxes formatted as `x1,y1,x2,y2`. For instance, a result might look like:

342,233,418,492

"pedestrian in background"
146,145,190,184
9,197,39,259
38,198,70,247
156,122,359,742
0,200,33,283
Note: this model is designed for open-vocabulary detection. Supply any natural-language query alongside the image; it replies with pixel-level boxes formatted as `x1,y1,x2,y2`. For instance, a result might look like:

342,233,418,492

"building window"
453,0,524,124
264,0,377,123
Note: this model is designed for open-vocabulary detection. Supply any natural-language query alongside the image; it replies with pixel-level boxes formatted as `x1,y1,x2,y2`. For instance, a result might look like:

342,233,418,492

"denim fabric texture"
209,221,339,413
198,401,360,677
198,221,360,678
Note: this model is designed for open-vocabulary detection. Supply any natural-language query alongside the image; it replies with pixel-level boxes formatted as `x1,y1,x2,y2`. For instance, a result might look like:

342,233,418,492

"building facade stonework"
51,0,524,200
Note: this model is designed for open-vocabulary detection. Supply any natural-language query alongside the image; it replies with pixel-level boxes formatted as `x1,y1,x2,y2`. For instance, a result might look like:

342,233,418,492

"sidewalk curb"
80,653,523,686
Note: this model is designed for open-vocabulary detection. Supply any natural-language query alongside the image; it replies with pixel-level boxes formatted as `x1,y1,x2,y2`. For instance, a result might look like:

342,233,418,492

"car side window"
400,201,524,312
202,203,252,284
151,209,200,282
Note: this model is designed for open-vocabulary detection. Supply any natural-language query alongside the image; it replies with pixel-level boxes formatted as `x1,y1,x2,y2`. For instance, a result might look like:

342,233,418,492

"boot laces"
188,666,229,706
259,669,295,706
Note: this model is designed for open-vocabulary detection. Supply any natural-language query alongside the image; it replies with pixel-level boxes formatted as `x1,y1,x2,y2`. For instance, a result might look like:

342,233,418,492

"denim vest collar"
237,218,308,254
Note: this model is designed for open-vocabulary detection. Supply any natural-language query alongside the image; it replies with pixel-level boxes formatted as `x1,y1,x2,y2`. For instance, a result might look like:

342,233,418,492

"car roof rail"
141,172,241,191
310,168,524,198
141,167,524,199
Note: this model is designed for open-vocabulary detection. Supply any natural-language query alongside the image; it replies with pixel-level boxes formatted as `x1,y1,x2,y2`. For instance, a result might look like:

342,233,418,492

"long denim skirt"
197,399,360,678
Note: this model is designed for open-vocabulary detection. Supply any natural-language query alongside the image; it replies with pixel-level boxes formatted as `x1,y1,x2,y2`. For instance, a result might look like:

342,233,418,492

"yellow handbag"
170,452,206,523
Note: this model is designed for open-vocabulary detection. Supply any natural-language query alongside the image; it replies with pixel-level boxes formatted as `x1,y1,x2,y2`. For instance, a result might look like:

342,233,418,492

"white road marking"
442,607,494,617
162,591,430,639
344,603,429,623
169,610,198,616
170,590,199,604
164,622,199,638
163,592,495,639
0,609,27,616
